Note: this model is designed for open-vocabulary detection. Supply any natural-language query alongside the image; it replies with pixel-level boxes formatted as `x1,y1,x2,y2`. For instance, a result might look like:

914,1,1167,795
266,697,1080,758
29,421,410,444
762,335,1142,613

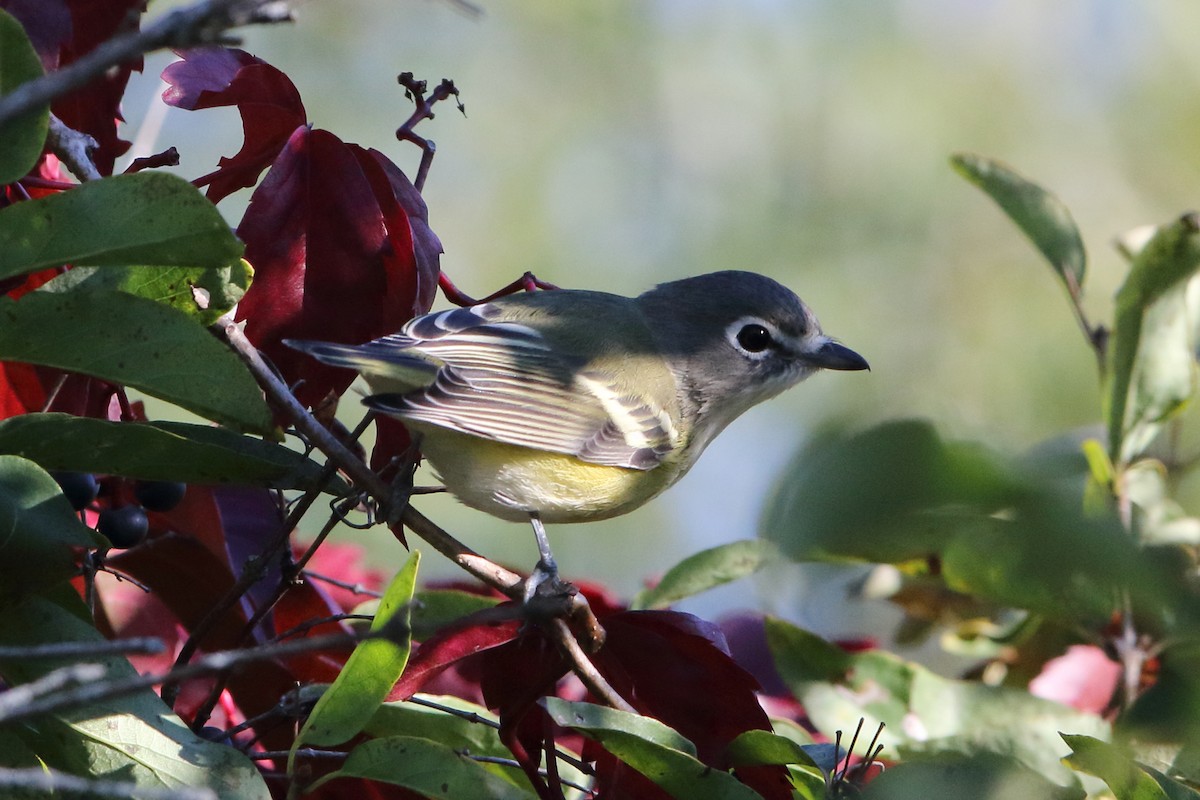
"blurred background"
121,1,1200,659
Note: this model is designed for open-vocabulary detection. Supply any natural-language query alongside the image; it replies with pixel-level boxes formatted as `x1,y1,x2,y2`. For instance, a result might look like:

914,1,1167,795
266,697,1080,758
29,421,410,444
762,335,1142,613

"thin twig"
46,114,102,182
0,768,217,800
303,569,384,599
0,0,294,128
0,637,165,660
395,73,465,192
0,630,360,727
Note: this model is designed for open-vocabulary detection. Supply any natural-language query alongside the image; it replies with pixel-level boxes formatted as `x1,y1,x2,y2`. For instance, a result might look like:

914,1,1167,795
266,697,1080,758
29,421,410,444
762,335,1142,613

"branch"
0,629,359,727
0,636,165,660
0,0,294,129
0,768,217,800
46,115,102,182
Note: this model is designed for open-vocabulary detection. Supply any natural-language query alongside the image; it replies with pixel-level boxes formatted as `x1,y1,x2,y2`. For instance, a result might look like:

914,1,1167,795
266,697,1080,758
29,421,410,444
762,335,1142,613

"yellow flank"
412,424,682,524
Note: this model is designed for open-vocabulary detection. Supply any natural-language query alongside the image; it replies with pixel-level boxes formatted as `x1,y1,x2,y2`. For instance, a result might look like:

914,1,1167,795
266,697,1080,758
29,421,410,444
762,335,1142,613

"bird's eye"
736,323,773,353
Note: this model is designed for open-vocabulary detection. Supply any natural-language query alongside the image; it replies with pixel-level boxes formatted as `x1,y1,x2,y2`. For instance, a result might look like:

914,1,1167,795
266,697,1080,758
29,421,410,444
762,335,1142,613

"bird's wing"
362,304,679,470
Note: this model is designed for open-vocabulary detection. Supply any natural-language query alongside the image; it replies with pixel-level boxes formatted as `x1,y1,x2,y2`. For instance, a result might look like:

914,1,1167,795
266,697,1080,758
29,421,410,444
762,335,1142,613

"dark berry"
50,471,99,511
97,506,149,549
197,726,228,743
134,480,187,512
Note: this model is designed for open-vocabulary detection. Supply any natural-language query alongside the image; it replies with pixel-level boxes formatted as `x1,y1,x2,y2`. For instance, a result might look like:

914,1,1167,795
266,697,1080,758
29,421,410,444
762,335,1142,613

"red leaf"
0,0,72,69
234,126,429,411
388,614,521,702
52,0,146,174
272,579,350,683
162,48,307,203
590,611,792,800
0,362,46,418
361,147,441,315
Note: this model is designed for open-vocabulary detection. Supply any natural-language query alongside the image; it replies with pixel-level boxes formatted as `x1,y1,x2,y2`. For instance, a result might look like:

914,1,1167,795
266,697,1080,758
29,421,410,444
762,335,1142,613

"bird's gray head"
636,270,868,447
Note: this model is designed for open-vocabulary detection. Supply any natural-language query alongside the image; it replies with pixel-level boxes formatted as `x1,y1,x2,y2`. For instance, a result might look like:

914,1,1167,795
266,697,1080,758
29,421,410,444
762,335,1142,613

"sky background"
123,1,1200,662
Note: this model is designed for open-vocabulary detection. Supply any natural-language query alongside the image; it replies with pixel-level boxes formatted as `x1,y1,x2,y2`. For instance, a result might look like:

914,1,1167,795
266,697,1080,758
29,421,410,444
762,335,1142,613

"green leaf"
409,589,502,640
1123,459,1200,546
767,618,1108,787
1062,735,1199,800
764,421,1182,626
862,752,1086,800
306,735,535,798
0,289,273,433
0,414,341,493
38,260,253,324
725,729,822,770
0,10,48,185
0,172,244,281
1107,214,1200,463
0,586,270,799
366,695,509,760
1121,639,1200,745
634,539,781,609
950,153,1086,291
293,552,420,752
762,420,1020,564
542,698,762,800
366,695,571,791
0,456,102,595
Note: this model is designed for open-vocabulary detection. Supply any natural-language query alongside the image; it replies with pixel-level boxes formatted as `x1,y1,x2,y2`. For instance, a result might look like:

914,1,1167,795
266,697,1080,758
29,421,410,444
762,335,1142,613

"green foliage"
0,585,270,799
0,456,103,596
0,413,339,491
1063,735,1200,800
0,172,245,281
292,552,420,753
307,735,536,798
39,260,253,325
542,698,763,799
949,153,1086,291
0,289,273,432
755,156,1200,797
633,539,781,609
1108,215,1200,464
0,10,47,185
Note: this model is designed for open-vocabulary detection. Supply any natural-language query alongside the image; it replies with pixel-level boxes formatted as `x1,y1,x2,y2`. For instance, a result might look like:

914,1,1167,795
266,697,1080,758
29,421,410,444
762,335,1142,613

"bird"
287,270,868,592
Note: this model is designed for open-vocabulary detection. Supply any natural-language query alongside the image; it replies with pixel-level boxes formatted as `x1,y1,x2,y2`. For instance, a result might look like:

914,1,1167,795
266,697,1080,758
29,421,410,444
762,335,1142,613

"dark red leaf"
234,126,428,411
52,0,146,174
162,48,307,203
212,485,285,637
272,579,350,683
297,541,386,612
590,611,791,800
0,0,72,69
0,362,46,418
388,614,521,702
361,147,441,315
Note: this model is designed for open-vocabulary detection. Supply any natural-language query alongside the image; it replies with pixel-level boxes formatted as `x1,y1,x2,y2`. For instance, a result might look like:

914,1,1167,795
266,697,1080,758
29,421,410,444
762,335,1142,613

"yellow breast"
413,425,683,524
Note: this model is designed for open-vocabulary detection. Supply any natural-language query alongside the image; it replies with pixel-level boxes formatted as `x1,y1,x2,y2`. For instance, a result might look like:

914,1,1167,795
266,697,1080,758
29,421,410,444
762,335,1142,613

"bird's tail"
284,338,438,392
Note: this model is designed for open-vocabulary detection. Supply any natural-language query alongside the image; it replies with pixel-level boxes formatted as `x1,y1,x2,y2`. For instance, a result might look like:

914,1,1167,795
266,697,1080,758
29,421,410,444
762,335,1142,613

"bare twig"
0,637,165,660
46,115,102,182
303,569,384,599
0,768,217,800
395,73,465,192
0,630,359,727
0,0,294,129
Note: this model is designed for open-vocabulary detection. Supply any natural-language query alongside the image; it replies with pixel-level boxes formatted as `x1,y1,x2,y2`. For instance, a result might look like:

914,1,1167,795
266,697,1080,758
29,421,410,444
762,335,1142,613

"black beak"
808,339,869,371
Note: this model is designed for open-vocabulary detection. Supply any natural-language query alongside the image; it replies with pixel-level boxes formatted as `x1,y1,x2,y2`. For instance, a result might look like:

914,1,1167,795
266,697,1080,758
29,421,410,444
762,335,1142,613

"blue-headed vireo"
287,270,867,586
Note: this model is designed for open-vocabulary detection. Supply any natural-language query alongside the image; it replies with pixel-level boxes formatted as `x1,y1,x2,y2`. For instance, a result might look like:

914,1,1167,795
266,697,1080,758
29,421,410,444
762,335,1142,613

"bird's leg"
523,511,563,603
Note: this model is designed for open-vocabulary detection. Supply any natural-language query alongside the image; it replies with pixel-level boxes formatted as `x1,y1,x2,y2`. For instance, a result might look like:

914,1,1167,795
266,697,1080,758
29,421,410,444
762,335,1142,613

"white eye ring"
726,317,778,360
